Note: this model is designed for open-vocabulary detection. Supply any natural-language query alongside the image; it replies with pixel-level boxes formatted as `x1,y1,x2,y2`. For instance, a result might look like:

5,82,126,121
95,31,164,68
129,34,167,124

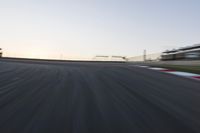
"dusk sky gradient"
0,0,200,59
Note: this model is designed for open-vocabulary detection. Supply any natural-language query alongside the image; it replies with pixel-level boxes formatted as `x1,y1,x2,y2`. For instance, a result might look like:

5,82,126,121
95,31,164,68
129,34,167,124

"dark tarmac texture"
0,59,200,133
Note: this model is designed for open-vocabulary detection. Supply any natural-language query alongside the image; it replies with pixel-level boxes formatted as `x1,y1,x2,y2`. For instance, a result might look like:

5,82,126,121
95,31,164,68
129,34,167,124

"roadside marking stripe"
192,76,200,79
134,65,200,81
148,67,167,70
160,69,175,72
139,66,149,68
166,71,200,77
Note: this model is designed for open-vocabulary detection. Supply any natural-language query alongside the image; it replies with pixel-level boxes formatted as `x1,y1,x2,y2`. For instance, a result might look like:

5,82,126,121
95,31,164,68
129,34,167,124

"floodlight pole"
144,50,146,62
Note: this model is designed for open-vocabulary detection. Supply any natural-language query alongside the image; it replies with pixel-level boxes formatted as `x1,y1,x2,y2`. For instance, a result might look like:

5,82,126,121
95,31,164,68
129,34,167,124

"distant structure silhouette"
161,43,200,60
0,48,2,58
93,55,126,61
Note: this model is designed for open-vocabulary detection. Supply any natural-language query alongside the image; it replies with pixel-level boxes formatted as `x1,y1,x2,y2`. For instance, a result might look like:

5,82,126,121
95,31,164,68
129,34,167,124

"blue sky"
0,0,200,59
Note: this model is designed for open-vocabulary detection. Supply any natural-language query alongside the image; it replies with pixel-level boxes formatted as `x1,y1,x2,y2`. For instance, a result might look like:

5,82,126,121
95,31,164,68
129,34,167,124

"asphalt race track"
0,59,200,133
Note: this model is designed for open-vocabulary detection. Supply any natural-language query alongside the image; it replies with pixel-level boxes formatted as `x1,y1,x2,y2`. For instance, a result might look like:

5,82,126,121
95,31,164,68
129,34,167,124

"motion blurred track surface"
0,59,200,133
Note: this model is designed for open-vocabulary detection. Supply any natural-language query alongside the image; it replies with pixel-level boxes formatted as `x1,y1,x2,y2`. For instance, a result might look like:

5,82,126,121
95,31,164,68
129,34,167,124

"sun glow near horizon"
2,45,94,60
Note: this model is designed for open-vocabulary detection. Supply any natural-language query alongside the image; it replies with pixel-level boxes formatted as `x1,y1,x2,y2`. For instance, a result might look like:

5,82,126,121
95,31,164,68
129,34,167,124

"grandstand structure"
161,44,200,60
128,43,200,62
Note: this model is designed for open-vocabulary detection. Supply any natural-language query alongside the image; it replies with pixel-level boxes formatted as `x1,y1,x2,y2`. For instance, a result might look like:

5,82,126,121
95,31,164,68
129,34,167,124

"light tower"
143,49,146,61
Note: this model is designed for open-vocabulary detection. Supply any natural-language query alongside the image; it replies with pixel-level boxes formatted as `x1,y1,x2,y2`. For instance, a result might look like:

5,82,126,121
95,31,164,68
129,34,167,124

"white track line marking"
166,71,200,77
139,66,149,68
148,67,167,71
132,65,200,80
135,65,200,80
